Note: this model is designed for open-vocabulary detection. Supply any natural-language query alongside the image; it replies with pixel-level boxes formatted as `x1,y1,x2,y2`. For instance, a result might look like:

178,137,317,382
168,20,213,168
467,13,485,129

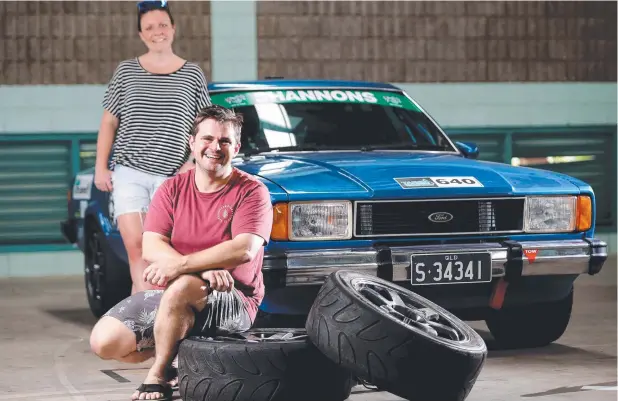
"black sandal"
164,354,179,391
164,365,178,390
133,383,173,401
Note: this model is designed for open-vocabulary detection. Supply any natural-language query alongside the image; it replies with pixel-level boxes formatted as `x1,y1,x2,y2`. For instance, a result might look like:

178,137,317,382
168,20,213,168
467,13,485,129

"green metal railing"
0,125,615,251
0,133,97,251
447,125,617,227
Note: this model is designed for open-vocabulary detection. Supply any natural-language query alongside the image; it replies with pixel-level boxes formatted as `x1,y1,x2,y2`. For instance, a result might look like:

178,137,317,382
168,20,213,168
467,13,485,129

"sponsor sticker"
394,177,437,189
429,177,484,188
394,176,484,189
212,90,422,111
72,174,94,200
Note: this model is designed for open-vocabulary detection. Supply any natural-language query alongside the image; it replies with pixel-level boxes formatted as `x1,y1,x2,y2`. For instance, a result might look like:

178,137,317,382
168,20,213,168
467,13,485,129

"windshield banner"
211,89,421,111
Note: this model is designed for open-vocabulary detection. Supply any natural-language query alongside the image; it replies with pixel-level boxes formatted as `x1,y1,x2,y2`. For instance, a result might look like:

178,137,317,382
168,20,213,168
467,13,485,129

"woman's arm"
176,158,195,174
93,110,119,192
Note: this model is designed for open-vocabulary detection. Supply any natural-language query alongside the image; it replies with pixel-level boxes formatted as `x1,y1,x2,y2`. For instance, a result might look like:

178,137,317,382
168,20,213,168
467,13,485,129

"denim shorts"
111,164,168,219
104,288,252,352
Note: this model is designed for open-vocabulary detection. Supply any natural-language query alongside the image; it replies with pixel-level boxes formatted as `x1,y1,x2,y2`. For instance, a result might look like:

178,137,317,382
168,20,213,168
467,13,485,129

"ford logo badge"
428,212,453,223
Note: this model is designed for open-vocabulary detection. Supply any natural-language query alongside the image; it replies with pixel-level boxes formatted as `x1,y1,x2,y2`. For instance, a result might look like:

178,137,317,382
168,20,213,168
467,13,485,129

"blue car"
61,79,608,349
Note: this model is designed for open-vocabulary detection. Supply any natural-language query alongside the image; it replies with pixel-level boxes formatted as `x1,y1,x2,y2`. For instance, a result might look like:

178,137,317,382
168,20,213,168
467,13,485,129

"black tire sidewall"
306,270,487,401
178,329,353,401
84,224,131,317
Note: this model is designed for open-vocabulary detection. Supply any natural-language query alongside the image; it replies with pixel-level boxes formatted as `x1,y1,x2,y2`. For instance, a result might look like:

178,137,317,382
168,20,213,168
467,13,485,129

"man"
89,105,273,401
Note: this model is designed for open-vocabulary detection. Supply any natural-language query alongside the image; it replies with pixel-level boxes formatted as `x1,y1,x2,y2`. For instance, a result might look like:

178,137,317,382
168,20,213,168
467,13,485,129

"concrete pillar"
210,0,258,81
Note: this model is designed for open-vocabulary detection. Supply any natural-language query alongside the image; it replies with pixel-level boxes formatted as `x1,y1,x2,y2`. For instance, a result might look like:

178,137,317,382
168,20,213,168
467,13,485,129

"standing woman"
94,0,211,294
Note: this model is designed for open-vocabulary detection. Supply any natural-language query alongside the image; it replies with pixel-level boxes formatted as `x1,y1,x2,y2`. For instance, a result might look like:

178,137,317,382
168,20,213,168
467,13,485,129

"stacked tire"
177,328,354,401
178,270,487,401
306,270,487,401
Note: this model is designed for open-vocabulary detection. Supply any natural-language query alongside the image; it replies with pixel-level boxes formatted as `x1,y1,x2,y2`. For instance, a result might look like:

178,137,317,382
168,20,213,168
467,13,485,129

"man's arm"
142,231,183,264
141,181,190,287
179,182,273,275
143,230,264,274
177,232,265,275
143,181,272,285
141,179,176,264
142,230,264,287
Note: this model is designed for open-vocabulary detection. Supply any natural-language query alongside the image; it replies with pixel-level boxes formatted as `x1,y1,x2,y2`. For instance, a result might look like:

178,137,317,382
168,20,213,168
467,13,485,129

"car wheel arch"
82,212,131,318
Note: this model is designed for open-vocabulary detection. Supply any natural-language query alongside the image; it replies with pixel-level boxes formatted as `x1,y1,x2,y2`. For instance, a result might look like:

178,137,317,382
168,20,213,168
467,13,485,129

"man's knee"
90,316,136,360
164,274,207,308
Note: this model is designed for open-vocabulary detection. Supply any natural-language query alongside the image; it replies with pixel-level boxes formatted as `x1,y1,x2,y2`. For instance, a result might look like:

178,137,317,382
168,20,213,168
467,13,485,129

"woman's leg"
111,166,158,293
117,212,153,293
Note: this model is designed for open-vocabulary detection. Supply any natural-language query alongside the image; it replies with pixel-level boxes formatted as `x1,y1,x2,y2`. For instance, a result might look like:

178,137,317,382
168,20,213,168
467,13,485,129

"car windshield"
210,88,457,155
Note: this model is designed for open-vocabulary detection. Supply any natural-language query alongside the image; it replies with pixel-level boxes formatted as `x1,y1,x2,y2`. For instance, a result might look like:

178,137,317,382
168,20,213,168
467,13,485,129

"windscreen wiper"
242,145,323,157
242,144,375,157
359,143,452,152
242,143,451,157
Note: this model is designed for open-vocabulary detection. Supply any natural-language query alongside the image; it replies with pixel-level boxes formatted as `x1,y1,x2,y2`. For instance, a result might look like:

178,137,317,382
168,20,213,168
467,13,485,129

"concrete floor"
0,260,615,401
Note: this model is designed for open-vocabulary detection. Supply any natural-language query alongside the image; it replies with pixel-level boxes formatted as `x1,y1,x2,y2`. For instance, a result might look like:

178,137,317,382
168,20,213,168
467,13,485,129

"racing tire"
177,328,354,401
485,287,573,349
84,223,131,318
306,270,487,401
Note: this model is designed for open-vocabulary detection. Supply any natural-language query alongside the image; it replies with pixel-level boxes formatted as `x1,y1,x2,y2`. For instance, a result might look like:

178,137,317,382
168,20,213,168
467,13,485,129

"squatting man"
89,105,274,401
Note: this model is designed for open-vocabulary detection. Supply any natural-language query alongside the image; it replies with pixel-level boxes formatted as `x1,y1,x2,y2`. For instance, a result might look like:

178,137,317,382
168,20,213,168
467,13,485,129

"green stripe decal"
211,90,421,111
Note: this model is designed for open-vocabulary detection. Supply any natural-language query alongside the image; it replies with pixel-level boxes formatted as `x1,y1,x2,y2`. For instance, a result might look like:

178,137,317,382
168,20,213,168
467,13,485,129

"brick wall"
257,1,617,82
0,1,211,85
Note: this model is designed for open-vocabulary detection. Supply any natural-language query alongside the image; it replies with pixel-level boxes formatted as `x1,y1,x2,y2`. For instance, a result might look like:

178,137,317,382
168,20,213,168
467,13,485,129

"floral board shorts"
104,288,252,352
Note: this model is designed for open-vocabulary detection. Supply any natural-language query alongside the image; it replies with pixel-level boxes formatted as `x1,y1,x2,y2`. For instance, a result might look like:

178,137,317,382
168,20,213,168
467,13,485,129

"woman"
94,0,211,295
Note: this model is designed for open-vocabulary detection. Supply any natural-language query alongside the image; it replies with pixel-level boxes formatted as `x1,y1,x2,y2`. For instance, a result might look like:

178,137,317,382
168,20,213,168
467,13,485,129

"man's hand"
201,270,235,293
143,258,182,287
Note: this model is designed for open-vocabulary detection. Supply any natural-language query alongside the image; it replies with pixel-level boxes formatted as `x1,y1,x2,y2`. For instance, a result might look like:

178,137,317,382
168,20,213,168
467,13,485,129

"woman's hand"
94,167,113,192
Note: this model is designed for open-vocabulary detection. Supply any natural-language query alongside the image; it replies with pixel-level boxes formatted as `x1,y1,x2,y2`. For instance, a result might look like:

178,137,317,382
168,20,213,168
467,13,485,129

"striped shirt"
102,58,212,177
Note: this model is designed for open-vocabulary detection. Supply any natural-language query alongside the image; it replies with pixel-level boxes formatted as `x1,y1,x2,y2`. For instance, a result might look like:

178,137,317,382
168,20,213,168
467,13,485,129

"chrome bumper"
262,238,608,286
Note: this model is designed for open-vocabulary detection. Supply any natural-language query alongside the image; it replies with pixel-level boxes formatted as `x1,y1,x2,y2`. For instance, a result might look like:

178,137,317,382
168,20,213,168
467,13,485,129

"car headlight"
271,201,352,241
524,196,580,233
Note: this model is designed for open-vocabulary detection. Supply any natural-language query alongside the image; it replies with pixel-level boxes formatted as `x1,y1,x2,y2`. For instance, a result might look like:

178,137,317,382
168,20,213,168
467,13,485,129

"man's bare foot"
131,375,172,400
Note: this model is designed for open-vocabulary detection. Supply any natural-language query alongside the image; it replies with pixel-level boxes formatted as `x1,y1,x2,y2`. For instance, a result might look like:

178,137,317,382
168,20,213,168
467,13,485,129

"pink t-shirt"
143,168,273,322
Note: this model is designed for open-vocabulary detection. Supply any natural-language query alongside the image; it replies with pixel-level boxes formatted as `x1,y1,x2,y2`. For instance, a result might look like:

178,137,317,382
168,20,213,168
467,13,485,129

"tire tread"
179,329,353,401
306,272,487,401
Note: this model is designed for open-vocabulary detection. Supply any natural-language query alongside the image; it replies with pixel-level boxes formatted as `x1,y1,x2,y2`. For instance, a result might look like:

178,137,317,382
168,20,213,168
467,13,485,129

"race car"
61,78,607,349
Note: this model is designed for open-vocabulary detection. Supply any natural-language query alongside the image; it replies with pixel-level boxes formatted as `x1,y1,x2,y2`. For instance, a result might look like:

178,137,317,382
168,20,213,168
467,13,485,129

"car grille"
354,198,525,237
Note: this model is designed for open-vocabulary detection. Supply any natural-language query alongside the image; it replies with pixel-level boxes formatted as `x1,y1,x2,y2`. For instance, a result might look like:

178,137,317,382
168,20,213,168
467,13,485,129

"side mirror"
455,141,479,159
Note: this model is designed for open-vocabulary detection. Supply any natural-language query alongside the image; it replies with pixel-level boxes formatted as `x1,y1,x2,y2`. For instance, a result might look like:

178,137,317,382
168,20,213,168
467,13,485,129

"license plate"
410,252,492,285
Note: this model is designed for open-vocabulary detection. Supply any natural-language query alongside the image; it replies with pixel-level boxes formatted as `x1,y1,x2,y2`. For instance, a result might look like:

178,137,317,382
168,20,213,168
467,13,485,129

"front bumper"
262,238,608,287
